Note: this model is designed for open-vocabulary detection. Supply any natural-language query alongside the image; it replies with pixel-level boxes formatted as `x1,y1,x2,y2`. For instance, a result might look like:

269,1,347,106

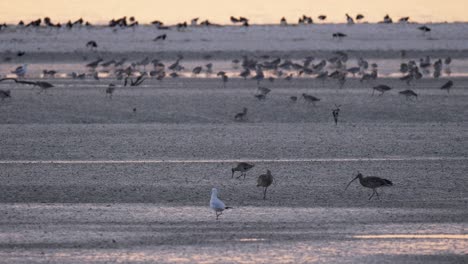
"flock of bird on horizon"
0,14,459,220
0,13,427,31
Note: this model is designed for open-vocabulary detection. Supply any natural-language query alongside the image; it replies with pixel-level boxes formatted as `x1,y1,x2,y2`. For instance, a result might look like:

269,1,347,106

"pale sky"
0,0,466,24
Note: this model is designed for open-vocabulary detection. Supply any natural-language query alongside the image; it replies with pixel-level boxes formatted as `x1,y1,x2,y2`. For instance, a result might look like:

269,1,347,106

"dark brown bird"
232,162,254,179
153,34,167,41
345,172,393,200
440,80,453,93
399,89,418,100
332,105,341,125
234,107,247,121
0,89,11,100
302,93,320,105
372,85,392,96
257,170,274,200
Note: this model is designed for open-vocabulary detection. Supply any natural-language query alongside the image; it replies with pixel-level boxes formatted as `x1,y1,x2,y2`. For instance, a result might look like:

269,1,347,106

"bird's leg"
375,190,381,200
368,190,376,200
243,172,246,180
263,187,267,200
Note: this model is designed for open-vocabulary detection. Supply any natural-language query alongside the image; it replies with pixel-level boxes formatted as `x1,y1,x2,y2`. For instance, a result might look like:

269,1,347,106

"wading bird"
210,188,232,220
0,89,11,100
232,162,254,179
234,107,248,121
440,80,453,93
372,84,392,95
345,172,393,200
332,105,341,125
302,93,320,105
106,84,116,98
257,170,274,200
399,89,418,100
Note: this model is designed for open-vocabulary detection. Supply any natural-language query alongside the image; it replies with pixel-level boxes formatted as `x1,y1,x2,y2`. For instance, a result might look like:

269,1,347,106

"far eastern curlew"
345,172,393,200
232,162,254,179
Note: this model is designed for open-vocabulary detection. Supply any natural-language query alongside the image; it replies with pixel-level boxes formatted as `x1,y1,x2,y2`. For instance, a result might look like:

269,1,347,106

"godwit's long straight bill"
0,156,467,164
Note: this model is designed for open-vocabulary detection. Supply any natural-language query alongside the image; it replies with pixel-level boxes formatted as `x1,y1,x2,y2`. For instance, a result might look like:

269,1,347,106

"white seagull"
210,188,232,220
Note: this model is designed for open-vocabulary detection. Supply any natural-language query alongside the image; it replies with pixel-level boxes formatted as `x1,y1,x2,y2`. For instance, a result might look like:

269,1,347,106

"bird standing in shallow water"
345,172,393,200
232,162,254,179
257,170,274,200
210,188,232,220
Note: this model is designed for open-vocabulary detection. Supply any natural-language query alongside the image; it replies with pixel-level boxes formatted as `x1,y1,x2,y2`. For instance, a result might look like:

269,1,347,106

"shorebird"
11,64,27,77
0,89,11,100
86,41,98,49
239,68,251,79
356,14,364,21
399,17,410,23
210,188,232,220
332,32,347,39
217,71,228,87
372,84,392,95
280,17,287,26
192,66,202,75
418,25,431,35
234,107,248,121
257,170,274,200
440,80,453,93
345,172,393,200
42,70,57,78
153,34,167,41
332,105,341,125
318,15,327,21
382,14,393,24
86,59,103,69
106,84,116,98
191,18,199,26
399,89,418,100
230,16,240,23
232,162,254,179
302,93,320,105
346,14,354,25
290,96,298,102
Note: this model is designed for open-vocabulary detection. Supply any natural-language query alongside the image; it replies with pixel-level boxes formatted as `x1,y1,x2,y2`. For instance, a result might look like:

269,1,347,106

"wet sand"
0,76,467,263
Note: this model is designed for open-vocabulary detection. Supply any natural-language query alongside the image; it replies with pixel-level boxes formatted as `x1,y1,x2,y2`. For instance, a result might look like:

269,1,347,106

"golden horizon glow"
354,234,468,239
0,0,466,25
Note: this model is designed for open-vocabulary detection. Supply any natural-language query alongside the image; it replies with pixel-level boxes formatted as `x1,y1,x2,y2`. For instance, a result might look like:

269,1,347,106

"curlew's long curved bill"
345,176,358,191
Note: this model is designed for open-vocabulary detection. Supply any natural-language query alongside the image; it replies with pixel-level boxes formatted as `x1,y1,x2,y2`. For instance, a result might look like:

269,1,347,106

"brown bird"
440,80,453,93
232,162,254,179
257,169,274,200
372,85,392,96
332,104,341,125
234,107,248,121
0,89,11,100
302,93,320,105
345,172,393,200
399,89,418,100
